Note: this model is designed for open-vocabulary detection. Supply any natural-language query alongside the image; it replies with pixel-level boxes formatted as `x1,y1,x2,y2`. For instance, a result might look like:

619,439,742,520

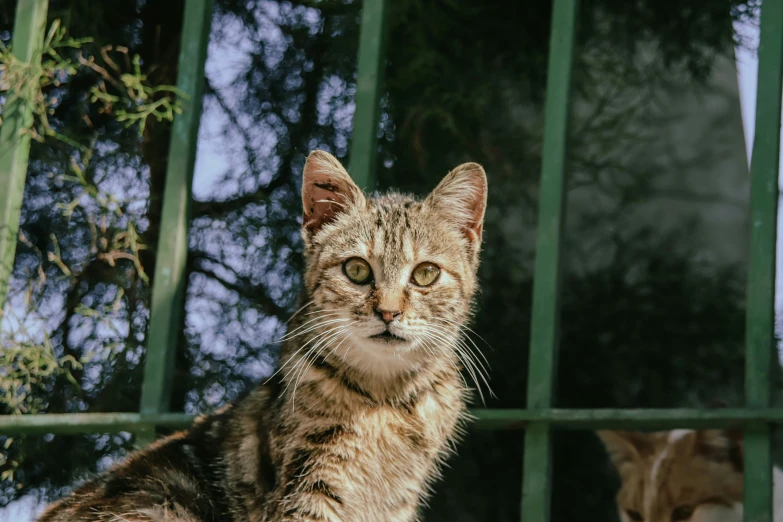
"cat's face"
299,151,487,376
598,430,744,522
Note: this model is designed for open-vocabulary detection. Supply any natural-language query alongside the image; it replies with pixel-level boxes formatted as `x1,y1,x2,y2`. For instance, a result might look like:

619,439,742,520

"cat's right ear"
301,150,365,236
425,162,488,245
597,431,652,476
676,429,744,472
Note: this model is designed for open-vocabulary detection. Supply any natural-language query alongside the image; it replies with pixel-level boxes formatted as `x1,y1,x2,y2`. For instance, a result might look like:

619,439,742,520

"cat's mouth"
370,330,407,343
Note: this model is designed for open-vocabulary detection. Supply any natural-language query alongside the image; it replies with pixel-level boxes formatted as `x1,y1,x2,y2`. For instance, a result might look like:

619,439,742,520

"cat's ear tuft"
597,431,653,476
302,150,365,236
426,162,488,244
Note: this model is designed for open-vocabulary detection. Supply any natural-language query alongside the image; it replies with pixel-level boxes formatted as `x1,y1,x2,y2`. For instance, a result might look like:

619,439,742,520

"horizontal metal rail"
0,412,195,435
5,408,783,436
472,408,783,430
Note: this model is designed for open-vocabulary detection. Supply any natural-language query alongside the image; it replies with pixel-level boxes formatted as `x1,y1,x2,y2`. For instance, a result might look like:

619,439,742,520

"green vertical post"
348,0,389,190
137,0,213,445
520,0,579,520
0,0,49,314
744,0,783,520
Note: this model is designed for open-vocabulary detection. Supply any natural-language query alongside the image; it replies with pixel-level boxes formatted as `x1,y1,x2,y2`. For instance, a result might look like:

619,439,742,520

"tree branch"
189,253,287,318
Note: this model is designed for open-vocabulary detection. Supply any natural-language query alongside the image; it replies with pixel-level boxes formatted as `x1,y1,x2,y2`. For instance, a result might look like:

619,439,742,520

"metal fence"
0,0,780,520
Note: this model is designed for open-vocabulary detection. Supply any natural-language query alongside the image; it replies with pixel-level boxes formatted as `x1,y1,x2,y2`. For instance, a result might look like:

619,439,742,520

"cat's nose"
375,308,402,324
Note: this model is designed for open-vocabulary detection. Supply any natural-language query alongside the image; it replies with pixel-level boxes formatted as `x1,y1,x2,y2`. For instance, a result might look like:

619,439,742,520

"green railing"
0,0,779,520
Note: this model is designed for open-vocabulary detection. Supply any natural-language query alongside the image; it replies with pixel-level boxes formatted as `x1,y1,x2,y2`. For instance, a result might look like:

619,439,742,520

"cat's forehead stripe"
668,429,692,443
367,203,418,277
402,233,414,262
646,443,672,516
372,226,386,260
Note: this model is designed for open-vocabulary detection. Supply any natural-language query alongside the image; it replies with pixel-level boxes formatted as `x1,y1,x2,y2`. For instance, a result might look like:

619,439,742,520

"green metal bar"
348,0,389,190
473,408,783,430
0,412,194,436
11,408,783,436
137,0,213,445
0,0,49,314
744,0,783,519
520,0,579,520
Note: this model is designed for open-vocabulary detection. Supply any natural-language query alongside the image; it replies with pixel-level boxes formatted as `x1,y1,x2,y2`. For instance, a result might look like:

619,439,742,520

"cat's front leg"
270,491,344,522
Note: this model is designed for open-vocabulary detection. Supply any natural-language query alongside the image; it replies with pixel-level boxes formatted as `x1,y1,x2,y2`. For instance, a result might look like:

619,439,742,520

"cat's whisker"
282,323,350,387
321,322,357,358
277,315,347,342
447,335,493,398
429,321,492,374
283,321,354,386
412,334,436,359
303,308,340,317
295,323,357,392
264,319,350,385
413,333,442,363
286,338,342,408
455,341,494,400
454,338,491,387
264,343,313,386
293,324,353,390
290,322,358,410
429,323,492,383
433,317,493,350
284,300,315,325
432,317,493,367
423,326,492,403
414,334,457,382
452,350,487,403
279,310,343,335
416,331,470,393
275,313,340,343
327,328,353,360
417,329,460,368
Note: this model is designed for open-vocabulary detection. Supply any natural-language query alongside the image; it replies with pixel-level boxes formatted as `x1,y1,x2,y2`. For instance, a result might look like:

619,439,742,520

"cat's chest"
335,391,464,518
358,391,460,454
263,373,466,521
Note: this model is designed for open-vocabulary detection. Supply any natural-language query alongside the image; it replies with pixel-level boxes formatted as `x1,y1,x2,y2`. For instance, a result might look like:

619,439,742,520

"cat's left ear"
425,162,488,244
597,431,654,477
301,150,365,236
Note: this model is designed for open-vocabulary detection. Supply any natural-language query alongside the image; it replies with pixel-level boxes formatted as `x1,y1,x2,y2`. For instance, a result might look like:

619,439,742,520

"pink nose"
375,308,401,324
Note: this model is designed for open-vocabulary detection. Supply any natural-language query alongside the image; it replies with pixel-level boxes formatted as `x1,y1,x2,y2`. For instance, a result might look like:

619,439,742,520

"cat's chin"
331,335,424,376
369,330,408,344
363,334,415,352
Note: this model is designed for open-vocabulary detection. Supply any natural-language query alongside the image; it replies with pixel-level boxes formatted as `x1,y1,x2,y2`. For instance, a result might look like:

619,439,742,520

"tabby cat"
38,150,489,522
598,429,783,522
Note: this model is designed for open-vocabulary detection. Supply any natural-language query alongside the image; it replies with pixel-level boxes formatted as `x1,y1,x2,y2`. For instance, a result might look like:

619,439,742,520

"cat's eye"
343,258,373,284
625,509,643,522
671,505,694,521
411,262,440,287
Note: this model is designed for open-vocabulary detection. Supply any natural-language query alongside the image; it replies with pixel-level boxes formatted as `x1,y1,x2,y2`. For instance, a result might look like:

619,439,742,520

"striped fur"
38,151,489,522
